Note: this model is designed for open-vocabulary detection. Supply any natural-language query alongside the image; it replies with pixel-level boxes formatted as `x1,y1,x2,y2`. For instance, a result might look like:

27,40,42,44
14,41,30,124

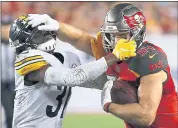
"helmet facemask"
102,33,115,53
27,27,56,52
101,31,131,53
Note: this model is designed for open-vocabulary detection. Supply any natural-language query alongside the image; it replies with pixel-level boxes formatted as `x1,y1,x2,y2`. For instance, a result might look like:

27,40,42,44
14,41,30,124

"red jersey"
106,42,178,128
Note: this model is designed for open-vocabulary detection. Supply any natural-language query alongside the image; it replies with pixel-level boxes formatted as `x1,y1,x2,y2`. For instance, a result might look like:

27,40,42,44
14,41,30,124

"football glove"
101,80,113,112
112,39,137,60
90,32,105,60
28,14,59,31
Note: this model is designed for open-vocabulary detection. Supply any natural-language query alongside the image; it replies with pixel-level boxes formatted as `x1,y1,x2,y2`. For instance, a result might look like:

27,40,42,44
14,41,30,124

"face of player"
30,30,56,53
37,38,56,53
110,32,131,48
113,32,131,42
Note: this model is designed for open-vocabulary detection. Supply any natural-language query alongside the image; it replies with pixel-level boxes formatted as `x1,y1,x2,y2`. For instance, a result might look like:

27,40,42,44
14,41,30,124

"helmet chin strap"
130,25,146,49
37,38,56,52
137,32,146,49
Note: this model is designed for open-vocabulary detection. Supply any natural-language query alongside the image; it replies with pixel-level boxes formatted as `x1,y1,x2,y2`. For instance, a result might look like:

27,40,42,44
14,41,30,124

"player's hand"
101,80,113,112
91,32,105,60
28,14,59,31
112,39,137,60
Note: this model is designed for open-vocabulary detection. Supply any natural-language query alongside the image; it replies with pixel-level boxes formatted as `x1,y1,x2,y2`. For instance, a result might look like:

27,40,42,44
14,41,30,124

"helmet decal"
16,15,29,25
18,15,28,21
123,12,146,29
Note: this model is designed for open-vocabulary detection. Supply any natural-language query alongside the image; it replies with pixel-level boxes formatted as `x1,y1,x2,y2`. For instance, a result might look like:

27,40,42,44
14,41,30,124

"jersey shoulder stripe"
15,55,48,76
15,55,43,67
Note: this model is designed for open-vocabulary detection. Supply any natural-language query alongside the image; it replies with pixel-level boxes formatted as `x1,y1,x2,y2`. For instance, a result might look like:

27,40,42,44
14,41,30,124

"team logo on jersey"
71,63,77,68
123,12,146,30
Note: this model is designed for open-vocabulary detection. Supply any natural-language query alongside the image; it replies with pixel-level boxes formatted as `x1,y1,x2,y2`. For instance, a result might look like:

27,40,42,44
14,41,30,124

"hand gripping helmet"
9,15,56,54
100,3,146,53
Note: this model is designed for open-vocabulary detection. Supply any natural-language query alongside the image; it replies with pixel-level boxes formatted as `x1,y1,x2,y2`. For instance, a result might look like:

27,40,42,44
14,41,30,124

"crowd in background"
1,2,177,128
2,1,178,34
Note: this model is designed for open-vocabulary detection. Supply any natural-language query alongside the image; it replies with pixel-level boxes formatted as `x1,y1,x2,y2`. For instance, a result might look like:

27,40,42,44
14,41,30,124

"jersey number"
46,86,67,118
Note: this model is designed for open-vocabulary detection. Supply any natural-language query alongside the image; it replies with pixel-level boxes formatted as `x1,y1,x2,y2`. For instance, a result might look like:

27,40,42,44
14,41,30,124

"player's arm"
26,39,136,87
26,53,118,87
79,73,108,90
105,71,166,126
102,49,168,126
57,26,104,59
57,22,95,56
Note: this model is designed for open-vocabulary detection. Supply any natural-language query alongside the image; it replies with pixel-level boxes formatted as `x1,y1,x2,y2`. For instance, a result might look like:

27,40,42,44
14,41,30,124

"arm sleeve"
78,73,107,90
44,57,108,87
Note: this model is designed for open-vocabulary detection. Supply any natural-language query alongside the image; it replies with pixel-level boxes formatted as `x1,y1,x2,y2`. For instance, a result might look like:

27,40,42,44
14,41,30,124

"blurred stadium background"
1,1,177,128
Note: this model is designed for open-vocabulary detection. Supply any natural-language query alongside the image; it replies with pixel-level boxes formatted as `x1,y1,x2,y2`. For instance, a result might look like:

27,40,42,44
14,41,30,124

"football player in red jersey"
28,3,178,128
99,4,178,128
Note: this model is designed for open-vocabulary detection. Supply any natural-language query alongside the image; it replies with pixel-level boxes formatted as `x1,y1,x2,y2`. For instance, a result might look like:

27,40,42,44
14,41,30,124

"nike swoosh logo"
149,53,157,58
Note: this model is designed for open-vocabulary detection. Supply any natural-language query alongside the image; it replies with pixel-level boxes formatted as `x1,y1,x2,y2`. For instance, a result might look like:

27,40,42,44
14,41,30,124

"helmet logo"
18,15,28,24
19,15,28,21
123,12,146,30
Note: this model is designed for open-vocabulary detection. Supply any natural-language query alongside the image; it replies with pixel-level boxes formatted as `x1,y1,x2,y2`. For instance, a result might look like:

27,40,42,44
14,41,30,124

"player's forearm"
79,73,108,90
45,57,107,87
57,22,94,56
104,53,120,66
108,103,154,126
45,54,118,87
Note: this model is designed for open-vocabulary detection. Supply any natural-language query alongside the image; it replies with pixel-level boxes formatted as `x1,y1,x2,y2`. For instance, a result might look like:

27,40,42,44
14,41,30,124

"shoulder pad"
128,43,168,77
15,49,48,76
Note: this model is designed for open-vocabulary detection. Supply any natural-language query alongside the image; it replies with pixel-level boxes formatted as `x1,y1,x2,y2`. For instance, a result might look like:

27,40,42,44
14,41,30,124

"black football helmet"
100,3,146,53
9,15,56,54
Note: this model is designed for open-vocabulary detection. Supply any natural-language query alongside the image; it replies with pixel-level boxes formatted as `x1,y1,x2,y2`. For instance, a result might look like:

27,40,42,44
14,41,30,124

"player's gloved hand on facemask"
28,14,59,31
90,32,105,60
112,39,137,61
101,80,113,113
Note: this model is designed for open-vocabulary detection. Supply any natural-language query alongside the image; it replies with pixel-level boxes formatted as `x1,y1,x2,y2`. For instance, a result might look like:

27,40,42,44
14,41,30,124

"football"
111,80,139,104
